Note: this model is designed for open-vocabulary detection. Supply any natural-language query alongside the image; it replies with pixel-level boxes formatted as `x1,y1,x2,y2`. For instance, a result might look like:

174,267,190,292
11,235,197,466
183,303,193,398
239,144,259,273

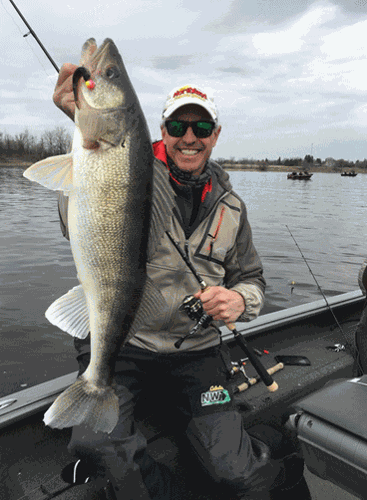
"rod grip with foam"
236,362,284,393
231,326,279,391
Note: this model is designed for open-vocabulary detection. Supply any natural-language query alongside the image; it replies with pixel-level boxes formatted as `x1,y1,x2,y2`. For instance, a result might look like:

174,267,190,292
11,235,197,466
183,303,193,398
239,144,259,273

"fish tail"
43,375,119,434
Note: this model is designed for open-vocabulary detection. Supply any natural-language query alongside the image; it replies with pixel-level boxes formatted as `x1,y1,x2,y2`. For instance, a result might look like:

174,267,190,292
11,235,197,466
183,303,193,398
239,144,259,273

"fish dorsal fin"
23,154,73,195
148,161,176,259
45,284,90,339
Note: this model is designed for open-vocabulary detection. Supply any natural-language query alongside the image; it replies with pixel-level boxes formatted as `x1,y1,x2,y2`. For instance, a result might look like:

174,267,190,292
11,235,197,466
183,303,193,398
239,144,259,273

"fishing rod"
286,225,347,334
8,0,59,73
166,231,279,393
286,225,362,367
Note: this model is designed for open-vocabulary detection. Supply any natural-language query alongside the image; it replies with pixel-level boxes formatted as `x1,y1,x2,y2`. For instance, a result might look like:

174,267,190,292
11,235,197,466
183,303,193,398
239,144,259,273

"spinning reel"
175,295,213,349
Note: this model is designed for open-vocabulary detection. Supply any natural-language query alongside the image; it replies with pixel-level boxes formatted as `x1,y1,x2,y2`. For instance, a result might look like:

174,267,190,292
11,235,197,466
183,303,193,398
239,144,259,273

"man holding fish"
26,39,311,499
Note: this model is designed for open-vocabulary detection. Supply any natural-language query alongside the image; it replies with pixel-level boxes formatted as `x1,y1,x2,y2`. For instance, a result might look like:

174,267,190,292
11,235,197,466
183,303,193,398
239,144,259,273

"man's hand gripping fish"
23,39,173,434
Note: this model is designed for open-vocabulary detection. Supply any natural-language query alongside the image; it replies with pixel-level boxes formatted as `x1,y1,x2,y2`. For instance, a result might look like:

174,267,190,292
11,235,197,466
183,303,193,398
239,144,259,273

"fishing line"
286,224,362,371
1,0,58,79
286,225,343,329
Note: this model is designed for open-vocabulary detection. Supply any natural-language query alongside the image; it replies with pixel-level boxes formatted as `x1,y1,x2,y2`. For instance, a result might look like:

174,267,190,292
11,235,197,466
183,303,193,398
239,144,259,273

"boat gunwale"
220,289,363,341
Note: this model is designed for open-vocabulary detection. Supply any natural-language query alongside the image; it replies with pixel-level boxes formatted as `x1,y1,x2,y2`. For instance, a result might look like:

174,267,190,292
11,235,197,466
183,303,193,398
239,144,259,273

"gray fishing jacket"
57,152,265,353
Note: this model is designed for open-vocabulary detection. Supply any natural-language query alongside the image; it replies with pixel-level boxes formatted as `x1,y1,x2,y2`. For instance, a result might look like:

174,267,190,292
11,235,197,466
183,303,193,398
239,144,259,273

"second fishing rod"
166,231,279,393
286,224,363,374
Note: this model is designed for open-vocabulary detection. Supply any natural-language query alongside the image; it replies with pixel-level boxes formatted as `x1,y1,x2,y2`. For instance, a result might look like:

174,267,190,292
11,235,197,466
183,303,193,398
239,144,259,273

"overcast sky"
1,0,367,161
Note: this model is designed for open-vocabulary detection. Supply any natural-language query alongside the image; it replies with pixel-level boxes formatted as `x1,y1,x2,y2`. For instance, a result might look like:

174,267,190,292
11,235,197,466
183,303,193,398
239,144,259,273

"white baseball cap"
162,84,218,122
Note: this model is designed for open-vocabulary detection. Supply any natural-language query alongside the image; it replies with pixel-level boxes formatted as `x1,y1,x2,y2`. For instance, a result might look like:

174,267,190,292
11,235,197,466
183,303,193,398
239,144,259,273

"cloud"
252,3,337,56
2,0,367,161
218,67,246,74
152,55,194,70
214,2,338,59
320,19,367,61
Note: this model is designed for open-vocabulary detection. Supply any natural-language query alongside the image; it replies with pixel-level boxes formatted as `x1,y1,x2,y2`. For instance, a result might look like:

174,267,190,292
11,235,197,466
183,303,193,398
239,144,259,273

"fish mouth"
80,38,115,67
86,38,118,74
75,38,125,111
72,39,117,107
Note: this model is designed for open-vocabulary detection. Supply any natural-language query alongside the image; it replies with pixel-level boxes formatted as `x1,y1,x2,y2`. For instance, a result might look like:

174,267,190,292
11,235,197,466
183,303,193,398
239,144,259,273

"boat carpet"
1,317,360,500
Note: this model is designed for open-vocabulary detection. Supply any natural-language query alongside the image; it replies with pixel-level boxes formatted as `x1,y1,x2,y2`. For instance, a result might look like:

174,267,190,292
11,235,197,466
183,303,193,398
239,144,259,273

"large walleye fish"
24,38,173,433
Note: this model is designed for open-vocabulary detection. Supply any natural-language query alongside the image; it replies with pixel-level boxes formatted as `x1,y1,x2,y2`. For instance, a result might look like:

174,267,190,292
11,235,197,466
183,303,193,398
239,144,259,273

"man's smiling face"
161,104,221,176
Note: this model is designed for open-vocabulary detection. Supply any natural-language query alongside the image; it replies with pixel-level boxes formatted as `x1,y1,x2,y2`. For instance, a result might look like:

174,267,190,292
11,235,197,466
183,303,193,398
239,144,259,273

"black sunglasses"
165,120,216,139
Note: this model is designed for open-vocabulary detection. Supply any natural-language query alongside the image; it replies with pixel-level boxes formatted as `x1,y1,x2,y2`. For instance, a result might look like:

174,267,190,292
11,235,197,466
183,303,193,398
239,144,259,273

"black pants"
68,344,309,499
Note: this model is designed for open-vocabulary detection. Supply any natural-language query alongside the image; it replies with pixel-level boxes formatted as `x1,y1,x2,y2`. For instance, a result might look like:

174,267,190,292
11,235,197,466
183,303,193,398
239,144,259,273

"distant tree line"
216,154,367,169
216,156,309,166
0,127,72,161
3,131,366,170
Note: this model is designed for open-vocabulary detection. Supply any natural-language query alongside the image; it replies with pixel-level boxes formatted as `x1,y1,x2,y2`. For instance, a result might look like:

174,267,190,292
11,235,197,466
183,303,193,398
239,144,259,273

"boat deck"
1,296,363,499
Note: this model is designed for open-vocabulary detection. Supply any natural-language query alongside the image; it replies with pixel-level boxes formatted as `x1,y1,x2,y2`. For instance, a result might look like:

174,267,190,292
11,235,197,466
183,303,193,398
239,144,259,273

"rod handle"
231,326,277,390
236,363,284,393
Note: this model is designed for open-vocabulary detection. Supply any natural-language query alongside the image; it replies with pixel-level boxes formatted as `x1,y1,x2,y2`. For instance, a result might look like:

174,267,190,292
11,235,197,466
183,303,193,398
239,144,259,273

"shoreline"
0,157,365,174
0,158,33,169
222,163,366,174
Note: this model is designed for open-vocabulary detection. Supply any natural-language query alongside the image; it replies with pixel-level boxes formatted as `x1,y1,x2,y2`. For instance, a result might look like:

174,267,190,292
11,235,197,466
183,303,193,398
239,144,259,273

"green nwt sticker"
201,385,231,407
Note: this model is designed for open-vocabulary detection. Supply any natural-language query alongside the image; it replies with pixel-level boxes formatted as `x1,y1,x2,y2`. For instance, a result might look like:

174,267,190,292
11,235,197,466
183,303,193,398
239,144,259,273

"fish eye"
106,66,120,79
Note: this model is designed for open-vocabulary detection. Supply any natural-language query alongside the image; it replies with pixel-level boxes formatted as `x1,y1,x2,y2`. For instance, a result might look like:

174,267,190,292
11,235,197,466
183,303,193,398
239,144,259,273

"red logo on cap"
173,87,207,100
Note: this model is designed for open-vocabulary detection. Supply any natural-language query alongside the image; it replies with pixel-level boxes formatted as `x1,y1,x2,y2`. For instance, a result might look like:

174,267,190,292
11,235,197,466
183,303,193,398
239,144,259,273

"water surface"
1,167,365,396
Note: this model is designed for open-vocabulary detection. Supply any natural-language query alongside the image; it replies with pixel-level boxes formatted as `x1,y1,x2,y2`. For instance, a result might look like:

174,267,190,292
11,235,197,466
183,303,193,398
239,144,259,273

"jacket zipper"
185,190,229,241
161,191,231,335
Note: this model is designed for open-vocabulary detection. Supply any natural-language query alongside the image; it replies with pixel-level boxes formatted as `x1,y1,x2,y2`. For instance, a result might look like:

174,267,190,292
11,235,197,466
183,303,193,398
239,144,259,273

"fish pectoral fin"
43,374,119,434
45,285,90,339
126,277,169,342
23,154,73,194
